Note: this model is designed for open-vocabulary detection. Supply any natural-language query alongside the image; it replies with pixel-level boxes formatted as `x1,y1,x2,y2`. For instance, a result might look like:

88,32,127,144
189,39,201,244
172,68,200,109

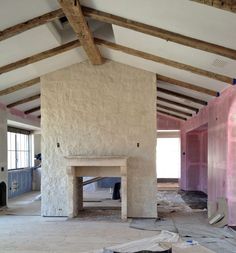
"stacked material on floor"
86,230,215,253
103,231,177,252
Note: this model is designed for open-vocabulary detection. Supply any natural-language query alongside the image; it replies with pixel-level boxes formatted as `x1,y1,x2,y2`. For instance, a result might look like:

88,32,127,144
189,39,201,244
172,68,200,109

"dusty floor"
0,189,235,253
0,191,157,253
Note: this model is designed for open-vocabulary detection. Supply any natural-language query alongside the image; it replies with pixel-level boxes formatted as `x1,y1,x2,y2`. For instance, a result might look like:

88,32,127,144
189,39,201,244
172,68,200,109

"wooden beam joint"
59,0,103,65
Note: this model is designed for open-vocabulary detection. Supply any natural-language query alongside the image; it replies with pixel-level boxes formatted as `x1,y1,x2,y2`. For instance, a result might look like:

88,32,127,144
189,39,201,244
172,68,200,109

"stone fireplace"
41,61,157,218
65,156,128,220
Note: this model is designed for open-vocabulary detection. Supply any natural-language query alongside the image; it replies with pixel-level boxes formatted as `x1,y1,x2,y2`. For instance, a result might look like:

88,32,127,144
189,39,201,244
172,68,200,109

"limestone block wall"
41,60,157,218
0,108,8,206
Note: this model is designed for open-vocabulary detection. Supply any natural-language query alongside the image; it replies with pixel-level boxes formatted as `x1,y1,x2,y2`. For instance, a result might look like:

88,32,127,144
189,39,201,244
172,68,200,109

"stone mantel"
64,155,128,167
65,155,128,220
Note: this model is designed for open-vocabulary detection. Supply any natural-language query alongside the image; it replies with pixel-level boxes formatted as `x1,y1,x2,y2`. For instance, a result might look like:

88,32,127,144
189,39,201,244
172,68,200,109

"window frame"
7,127,32,171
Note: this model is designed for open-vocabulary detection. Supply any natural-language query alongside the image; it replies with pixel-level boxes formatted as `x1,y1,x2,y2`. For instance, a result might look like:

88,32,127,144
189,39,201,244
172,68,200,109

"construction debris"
87,230,215,253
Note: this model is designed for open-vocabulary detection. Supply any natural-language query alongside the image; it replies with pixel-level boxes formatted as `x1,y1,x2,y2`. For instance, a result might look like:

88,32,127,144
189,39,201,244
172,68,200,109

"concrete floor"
0,191,157,253
1,190,236,253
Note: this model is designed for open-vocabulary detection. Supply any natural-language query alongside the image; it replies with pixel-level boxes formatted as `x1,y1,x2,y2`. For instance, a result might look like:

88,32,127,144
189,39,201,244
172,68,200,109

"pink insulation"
181,85,236,226
157,113,181,130
0,103,39,122
185,128,207,193
0,102,6,110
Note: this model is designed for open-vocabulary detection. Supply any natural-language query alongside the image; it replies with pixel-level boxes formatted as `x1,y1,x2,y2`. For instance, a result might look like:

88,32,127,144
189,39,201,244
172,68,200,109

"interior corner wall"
41,60,157,218
0,108,8,205
180,86,236,226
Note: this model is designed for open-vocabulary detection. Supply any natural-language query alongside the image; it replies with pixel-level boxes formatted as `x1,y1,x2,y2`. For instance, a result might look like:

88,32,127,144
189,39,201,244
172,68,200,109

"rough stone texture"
41,60,157,218
0,109,8,205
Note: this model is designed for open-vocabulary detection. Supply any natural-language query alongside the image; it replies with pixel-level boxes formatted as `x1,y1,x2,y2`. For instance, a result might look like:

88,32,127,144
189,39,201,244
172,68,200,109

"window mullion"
15,133,17,169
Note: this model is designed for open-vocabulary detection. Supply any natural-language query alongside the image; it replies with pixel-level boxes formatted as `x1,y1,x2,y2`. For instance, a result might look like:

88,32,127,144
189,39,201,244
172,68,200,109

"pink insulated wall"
181,85,236,226
157,113,181,130
185,127,208,194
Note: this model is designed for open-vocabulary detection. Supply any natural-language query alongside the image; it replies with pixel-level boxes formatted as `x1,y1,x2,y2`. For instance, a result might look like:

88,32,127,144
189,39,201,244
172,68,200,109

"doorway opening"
156,130,180,190
183,124,208,209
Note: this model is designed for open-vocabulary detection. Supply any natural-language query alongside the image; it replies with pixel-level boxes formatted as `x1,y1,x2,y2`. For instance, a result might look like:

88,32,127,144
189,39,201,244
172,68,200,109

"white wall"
41,60,157,218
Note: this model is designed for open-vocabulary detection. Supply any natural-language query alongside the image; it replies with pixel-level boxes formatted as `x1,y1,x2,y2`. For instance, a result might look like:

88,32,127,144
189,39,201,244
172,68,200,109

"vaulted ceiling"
0,0,235,123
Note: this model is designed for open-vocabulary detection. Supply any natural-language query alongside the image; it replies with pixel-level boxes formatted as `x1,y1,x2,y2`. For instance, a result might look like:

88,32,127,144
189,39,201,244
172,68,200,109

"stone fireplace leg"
67,166,75,218
67,167,83,218
67,166,77,217
121,166,127,220
67,167,83,217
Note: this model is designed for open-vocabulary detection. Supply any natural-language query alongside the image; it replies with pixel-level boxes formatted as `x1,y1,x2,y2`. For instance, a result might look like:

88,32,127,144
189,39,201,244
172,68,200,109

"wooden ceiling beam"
157,109,187,121
190,0,236,13
0,78,40,96
157,86,207,105
94,38,233,84
59,0,103,65
0,35,232,86
1,5,235,60
24,106,41,115
156,74,218,96
7,94,40,108
0,9,64,42
0,40,80,75
157,96,199,112
157,103,193,117
83,6,236,60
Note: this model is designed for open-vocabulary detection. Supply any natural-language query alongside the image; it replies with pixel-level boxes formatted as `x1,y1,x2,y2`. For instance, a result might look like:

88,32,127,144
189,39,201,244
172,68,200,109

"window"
7,128,31,170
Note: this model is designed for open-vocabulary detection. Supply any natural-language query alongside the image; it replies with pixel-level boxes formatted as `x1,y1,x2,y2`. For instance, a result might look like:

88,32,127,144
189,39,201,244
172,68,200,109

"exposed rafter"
157,103,192,117
157,96,199,112
0,78,40,96
83,6,236,60
156,74,218,96
157,109,187,121
1,5,235,60
190,0,236,13
0,40,80,75
24,106,41,114
157,86,207,105
0,35,232,85
59,0,103,65
7,94,40,108
0,9,64,42
94,38,233,84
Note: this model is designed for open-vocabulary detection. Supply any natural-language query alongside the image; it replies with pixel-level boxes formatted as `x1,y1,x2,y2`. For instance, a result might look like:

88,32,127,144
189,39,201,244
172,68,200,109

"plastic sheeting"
130,191,236,253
